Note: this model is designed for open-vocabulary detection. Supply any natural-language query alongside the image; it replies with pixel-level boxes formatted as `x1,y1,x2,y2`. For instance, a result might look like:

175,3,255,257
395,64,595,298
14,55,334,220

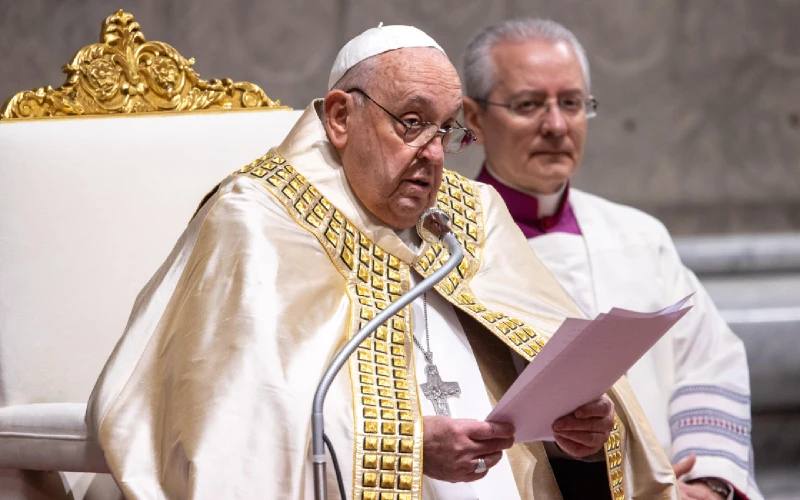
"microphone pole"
312,208,465,500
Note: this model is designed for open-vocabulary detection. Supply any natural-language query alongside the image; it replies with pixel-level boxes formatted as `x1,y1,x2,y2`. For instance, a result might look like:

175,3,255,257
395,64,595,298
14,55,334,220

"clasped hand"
423,396,615,482
673,454,728,499
552,395,616,458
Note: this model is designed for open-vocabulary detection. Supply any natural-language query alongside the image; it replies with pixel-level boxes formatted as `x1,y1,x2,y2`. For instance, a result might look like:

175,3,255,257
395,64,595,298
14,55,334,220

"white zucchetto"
328,23,446,90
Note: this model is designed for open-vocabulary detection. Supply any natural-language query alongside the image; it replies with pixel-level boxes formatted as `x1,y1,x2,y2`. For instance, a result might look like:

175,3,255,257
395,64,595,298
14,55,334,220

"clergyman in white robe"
477,165,764,500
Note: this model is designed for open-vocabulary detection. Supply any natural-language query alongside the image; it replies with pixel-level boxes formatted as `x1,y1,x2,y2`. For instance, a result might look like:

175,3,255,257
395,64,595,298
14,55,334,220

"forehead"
372,48,463,114
490,40,586,96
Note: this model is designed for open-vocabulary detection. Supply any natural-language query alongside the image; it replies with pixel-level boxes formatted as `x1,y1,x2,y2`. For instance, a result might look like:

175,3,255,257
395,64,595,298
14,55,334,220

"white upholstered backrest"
0,109,304,406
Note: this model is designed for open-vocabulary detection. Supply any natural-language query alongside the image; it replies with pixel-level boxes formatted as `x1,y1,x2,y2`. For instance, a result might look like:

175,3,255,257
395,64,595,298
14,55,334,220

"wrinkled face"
327,48,463,229
465,40,589,194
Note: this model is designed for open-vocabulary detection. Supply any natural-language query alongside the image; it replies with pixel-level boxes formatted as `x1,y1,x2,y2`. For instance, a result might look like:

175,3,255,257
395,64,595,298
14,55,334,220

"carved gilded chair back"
0,11,301,490
0,9,287,120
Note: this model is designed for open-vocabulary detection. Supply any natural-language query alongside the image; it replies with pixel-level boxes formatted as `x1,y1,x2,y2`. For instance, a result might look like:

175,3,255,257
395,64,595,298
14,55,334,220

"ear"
462,96,486,145
323,90,352,149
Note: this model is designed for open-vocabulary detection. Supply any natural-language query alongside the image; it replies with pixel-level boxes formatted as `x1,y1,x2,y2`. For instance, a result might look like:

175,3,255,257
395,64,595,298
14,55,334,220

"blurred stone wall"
1,0,799,235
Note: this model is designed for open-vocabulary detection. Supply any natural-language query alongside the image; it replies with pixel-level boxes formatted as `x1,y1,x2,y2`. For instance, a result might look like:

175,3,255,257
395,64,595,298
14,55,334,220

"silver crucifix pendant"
420,360,461,417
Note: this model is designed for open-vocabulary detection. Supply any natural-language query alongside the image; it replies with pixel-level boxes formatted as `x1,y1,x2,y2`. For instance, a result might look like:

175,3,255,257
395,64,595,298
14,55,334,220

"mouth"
400,178,433,196
532,150,570,157
406,179,431,188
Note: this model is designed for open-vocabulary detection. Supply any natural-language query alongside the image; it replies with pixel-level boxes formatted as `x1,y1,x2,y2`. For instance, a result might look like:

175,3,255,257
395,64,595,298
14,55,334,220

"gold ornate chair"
0,10,303,499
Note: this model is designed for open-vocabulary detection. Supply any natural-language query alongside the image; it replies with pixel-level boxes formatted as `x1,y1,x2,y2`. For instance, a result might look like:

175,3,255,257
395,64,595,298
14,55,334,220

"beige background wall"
2,0,799,235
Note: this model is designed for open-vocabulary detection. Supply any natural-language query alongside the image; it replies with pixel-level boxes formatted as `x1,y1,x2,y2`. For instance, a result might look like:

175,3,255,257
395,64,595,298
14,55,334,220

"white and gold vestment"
87,100,677,499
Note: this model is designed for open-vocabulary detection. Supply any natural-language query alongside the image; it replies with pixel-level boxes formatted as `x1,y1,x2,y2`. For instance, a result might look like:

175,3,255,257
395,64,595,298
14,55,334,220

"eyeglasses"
474,95,598,120
346,88,476,154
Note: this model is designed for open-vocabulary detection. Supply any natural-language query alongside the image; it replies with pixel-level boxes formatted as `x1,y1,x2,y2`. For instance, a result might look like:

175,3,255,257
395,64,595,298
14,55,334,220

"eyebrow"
398,95,462,121
511,88,585,97
451,104,464,120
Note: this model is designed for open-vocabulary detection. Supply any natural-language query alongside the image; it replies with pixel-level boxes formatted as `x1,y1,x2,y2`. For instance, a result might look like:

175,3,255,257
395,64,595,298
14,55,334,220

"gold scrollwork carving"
1,10,286,120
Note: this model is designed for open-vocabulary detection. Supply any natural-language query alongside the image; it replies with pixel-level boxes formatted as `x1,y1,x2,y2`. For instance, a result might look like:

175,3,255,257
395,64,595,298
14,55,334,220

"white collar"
395,227,421,255
484,164,567,218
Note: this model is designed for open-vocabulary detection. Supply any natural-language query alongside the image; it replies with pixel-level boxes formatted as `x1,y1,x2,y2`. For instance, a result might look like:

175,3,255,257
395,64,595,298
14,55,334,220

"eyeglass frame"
473,95,599,120
345,88,477,153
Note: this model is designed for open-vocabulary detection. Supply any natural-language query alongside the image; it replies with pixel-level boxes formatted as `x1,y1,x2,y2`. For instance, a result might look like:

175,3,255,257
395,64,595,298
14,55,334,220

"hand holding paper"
551,394,616,458
486,295,694,444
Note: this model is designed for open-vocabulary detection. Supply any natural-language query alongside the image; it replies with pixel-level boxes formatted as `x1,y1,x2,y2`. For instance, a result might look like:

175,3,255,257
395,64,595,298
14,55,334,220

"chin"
389,200,431,228
381,214,418,230
395,220,419,231
533,159,572,173
376,209,420,230
527,163,572,187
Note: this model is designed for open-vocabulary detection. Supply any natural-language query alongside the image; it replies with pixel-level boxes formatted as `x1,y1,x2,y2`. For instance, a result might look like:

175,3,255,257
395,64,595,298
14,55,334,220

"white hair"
463,18,591,101
329,55,379,105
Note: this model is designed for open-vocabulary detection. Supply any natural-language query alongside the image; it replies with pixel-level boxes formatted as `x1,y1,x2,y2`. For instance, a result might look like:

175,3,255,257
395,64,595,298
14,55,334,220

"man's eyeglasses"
346,88,476,154
474,95,598,120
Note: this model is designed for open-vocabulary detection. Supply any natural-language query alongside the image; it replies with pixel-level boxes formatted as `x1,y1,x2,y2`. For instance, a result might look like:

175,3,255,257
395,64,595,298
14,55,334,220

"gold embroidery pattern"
1,10,285,119
415,170,626,498
414,170,547,360
239,152,422,500
605,416,625,500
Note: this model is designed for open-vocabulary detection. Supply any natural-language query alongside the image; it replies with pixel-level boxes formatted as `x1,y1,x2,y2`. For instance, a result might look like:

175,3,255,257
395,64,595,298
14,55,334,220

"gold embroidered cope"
238,153,626,499
238,152,421,500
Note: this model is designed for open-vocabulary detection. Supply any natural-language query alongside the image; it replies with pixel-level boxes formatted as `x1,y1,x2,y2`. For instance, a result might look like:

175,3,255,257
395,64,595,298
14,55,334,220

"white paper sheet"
486,295,694,443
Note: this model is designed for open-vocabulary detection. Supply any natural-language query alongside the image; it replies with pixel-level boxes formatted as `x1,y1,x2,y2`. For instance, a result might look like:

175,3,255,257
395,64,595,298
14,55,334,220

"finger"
677,482,699,500
672,453,696,478
423,417,513,483
461,451,503,483
685,482,719,500
573,396,614,419
553,414,614,433
678,482,715,500
477,436,515,455
553,435,601,458
422,417,492,461
468,420,515,441
481,450,504,470
553,429,608,448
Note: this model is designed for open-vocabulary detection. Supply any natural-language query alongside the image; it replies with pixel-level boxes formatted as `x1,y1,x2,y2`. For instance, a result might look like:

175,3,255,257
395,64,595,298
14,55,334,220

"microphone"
312,208,465,500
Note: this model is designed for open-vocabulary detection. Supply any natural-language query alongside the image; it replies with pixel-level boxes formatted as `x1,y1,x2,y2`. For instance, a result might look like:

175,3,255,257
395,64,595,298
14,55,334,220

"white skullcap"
328,23,446,90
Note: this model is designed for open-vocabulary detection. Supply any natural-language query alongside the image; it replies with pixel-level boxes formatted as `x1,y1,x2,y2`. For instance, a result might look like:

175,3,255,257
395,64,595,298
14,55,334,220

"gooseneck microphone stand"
311,208,465,500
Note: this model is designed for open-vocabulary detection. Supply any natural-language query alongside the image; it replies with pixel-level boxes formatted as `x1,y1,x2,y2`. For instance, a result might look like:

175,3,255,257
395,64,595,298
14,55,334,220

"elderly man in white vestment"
462,18,763,500
87,24,679,499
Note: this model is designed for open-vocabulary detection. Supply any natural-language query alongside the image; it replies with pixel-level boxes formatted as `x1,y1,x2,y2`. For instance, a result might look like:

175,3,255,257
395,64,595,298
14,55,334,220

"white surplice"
398,230,520,500
527,188,763,500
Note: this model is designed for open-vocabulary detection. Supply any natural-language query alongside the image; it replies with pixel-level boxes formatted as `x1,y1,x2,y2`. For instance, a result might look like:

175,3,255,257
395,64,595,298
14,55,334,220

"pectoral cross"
420,361,461,417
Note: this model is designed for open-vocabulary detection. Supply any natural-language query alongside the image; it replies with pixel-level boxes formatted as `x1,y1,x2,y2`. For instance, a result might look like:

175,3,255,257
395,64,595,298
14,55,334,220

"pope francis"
86,25,679,500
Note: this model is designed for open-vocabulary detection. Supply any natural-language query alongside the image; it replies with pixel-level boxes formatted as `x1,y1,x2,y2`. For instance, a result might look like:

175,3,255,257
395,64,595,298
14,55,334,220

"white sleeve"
658,224,763,500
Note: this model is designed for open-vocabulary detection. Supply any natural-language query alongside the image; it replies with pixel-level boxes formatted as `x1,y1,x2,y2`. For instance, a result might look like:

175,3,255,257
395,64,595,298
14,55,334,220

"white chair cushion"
0,403,107,473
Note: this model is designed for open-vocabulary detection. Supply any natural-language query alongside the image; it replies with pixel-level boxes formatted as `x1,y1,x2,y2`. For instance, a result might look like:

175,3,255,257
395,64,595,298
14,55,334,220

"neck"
395,227,421,254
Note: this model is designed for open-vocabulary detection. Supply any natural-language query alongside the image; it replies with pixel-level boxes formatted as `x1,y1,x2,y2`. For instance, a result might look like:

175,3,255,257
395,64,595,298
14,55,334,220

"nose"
540,103,568,137
417,133,445,165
